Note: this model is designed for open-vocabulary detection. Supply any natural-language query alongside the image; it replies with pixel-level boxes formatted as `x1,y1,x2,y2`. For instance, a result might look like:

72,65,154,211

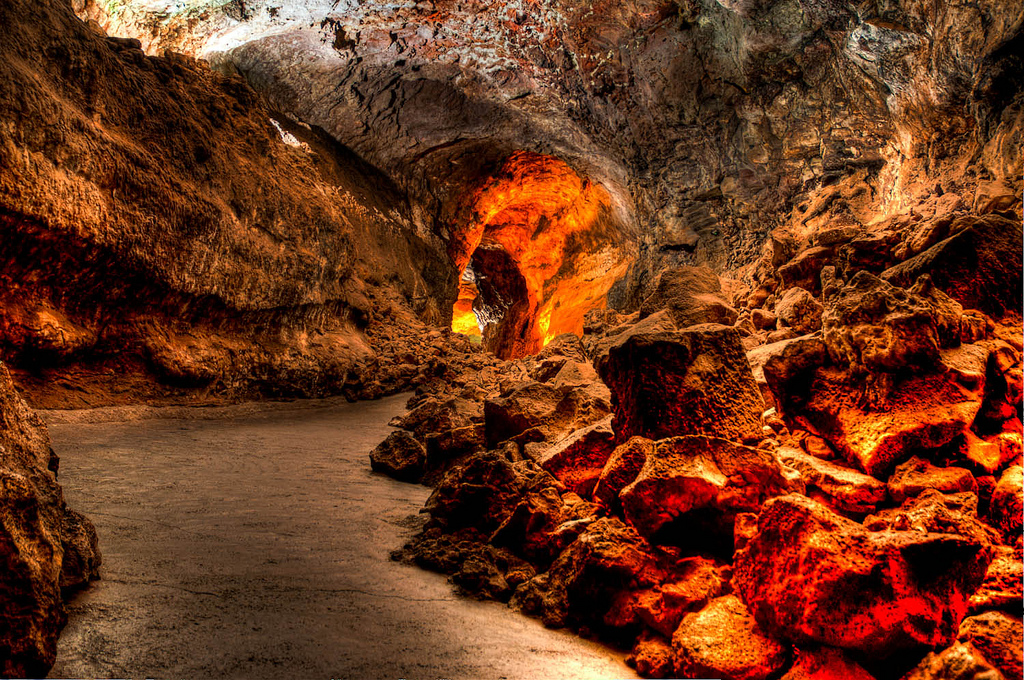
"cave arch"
449,151,634,359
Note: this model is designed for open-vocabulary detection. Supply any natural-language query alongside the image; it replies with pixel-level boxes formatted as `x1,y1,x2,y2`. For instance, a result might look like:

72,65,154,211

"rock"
863,490,1000,548
627,631,674,678
779,246,833,291
490,487,598,567
638,266,738,329
751,308,777,331
957,431,1015,477
734,495,992,655
537,416,616,497
882,214,1024,317
796,344,988,476
968,546,1023,614
592,436,654,509
888,457,978,503
900,642,1005,680
0,363,100,677
585,309,677,362
821,271,954,379
780,646,876,680
778,446,886,515
484,380,611,448
630,556,728,636
775,287,823,334
672,595,789,680
596,326,764,444
988,466,1022,538
957,612,1023,680
747,334,828,413
424,424,486,477
369,430,427,483
390,397,483,441
619,436,793,541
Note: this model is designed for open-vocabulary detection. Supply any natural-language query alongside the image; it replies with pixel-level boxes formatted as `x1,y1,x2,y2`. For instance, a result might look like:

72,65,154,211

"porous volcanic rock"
369,430,427,483
900,642,1006,680
988,466,1023,538
596,326,764,444
734,494,992,656
775,287,823,334
888,457,978,503
968,546,1023,615
777,446,886,515
637,266,738,329
592,437,656,510
671,594,788,680
863,490,1000,548
537,416,616,497
957,612,1023,680
780,646,876,680
0,363,100,677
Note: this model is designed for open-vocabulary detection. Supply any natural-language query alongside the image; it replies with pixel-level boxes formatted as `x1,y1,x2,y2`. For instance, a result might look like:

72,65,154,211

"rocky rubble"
372,203,1023,679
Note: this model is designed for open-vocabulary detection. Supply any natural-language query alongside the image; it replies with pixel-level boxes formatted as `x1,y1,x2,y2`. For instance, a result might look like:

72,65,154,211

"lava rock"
863,489,1000,548
777,446,886,515
778,246,833,291
592,436,655,509
537,416,616,496
957,612,1023,679
780,646,876,680
596,326,764,444
747,334,828,413
988,465,1023,538
775,287,823,334
369,430,427,483
629,556,728,636
672,594,789,680
900,642,1005,680
734,494,992,655
968,546,1023,614
888,456,978,503
638,266,739,329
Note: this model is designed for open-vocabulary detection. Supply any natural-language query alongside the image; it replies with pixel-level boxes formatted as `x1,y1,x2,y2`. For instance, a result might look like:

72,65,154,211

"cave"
1,0,1022,678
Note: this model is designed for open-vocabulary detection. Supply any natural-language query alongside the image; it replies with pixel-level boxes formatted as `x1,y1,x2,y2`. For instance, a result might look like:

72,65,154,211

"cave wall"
76,0,1024,309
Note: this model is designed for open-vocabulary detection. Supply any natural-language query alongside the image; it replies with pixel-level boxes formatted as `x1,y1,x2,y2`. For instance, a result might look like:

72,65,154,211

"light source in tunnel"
451,265,483,340
448,151,633,359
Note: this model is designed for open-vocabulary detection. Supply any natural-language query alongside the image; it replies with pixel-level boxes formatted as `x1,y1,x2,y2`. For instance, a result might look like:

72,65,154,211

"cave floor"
45,393,635,680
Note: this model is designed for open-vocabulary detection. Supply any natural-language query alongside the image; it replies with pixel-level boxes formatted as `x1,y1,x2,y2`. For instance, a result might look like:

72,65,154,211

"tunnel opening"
448,151,634,359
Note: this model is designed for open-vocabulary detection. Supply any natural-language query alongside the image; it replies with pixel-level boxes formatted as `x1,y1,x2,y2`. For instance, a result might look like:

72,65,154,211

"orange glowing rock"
449,151,633,358
451,278,481,336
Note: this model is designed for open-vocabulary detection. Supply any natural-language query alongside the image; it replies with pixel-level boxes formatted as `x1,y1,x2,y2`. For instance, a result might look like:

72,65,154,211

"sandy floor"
46,393,636,680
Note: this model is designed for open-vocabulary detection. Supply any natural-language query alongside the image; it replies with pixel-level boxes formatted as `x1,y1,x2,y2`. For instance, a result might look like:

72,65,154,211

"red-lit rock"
780,646,876,680
888,457,978,503
592,436,654,509
779,246,833,292
672,595,789,680
627,631,674,678
777,446,886,515
900,642,1006,680
596,326,764,444
369,430,427,483
968,546,1023,614
630,556,728,636
988,466,1023,538
638,266,738,329
490,487,599,567
747,335,828,414
483,380,611,448
863,490,999,548
734,495,992,655
619,436,793,540
957,612,1023,680
537,416,616,497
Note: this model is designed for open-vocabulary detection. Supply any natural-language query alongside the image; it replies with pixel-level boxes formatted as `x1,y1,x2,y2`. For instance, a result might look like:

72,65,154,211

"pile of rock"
369,203,1022,680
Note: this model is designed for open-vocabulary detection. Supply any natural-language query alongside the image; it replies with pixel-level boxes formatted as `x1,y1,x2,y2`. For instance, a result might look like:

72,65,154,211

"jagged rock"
389,397,483,441
596,326,764,444
734,495,992,655
585,310,677,362
369,430,427,482
864,490,1000,548
424,424,486,475
537,416,615,496
0,363,100,677
957,612,1023,680
638,266,738,329
888,457,978,503
628,557,728,637
777,446,886,515
988,466,1023,538
592,436,655,509
775,287,823,334
672,595,788,680
747,334,828,413
900,642,1005,680
483,380,610,448
619,436,794,541
969,546,1023,614
795,344,988,476
779,247,833,292
780,646,876,680
627,631,674,678
490,487,598,567
751,309,777,331
882,214,1024,317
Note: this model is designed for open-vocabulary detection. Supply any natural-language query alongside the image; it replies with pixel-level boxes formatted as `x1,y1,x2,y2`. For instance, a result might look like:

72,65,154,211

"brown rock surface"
778,446,886,515
968,546,1023,615
900,642,1006,680
988,466,1023,538
775,287,824,334
734,495,992,655
537,416,616,497
780,647,876,680
368,430,427,483
888,457,978,503
637,266,738,329
957,612,1023,680
596,326,764,444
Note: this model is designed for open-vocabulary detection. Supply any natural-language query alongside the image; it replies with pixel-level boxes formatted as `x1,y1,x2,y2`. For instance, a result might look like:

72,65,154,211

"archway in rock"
449,151,633,359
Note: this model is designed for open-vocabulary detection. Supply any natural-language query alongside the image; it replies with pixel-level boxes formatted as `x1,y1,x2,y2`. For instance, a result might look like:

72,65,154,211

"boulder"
483,380,611,448
638,266,738,329
388,397,482,441
968,546,1023,614
490,487,599,567
592,436,654,509
775,287,823,334
988,466,1022,538
888,456,978,503
627,631,675,678
747,334,828,413
628,556,729,636
795,344,988,476
672,595,789,680
596,326,764,444
734,495,992,655
778,446,886,515
369,430,427,482
900,642,1006,680
863,490,1000,548
619,436,794,540
537,416,616,497
882,214,1023,317
780,647,876,680
779,246,833,291
957,612,1023,680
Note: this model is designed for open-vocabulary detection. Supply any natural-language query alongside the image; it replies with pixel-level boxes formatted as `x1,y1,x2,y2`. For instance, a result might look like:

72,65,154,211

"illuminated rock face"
449,152,632,358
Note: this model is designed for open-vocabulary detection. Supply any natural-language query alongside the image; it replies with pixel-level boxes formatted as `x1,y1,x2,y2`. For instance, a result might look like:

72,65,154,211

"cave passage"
449,151,633,359
46,395,635,679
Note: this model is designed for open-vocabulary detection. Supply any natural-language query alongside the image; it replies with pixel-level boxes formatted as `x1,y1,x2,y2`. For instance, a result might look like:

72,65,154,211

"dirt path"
45,393,635,680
